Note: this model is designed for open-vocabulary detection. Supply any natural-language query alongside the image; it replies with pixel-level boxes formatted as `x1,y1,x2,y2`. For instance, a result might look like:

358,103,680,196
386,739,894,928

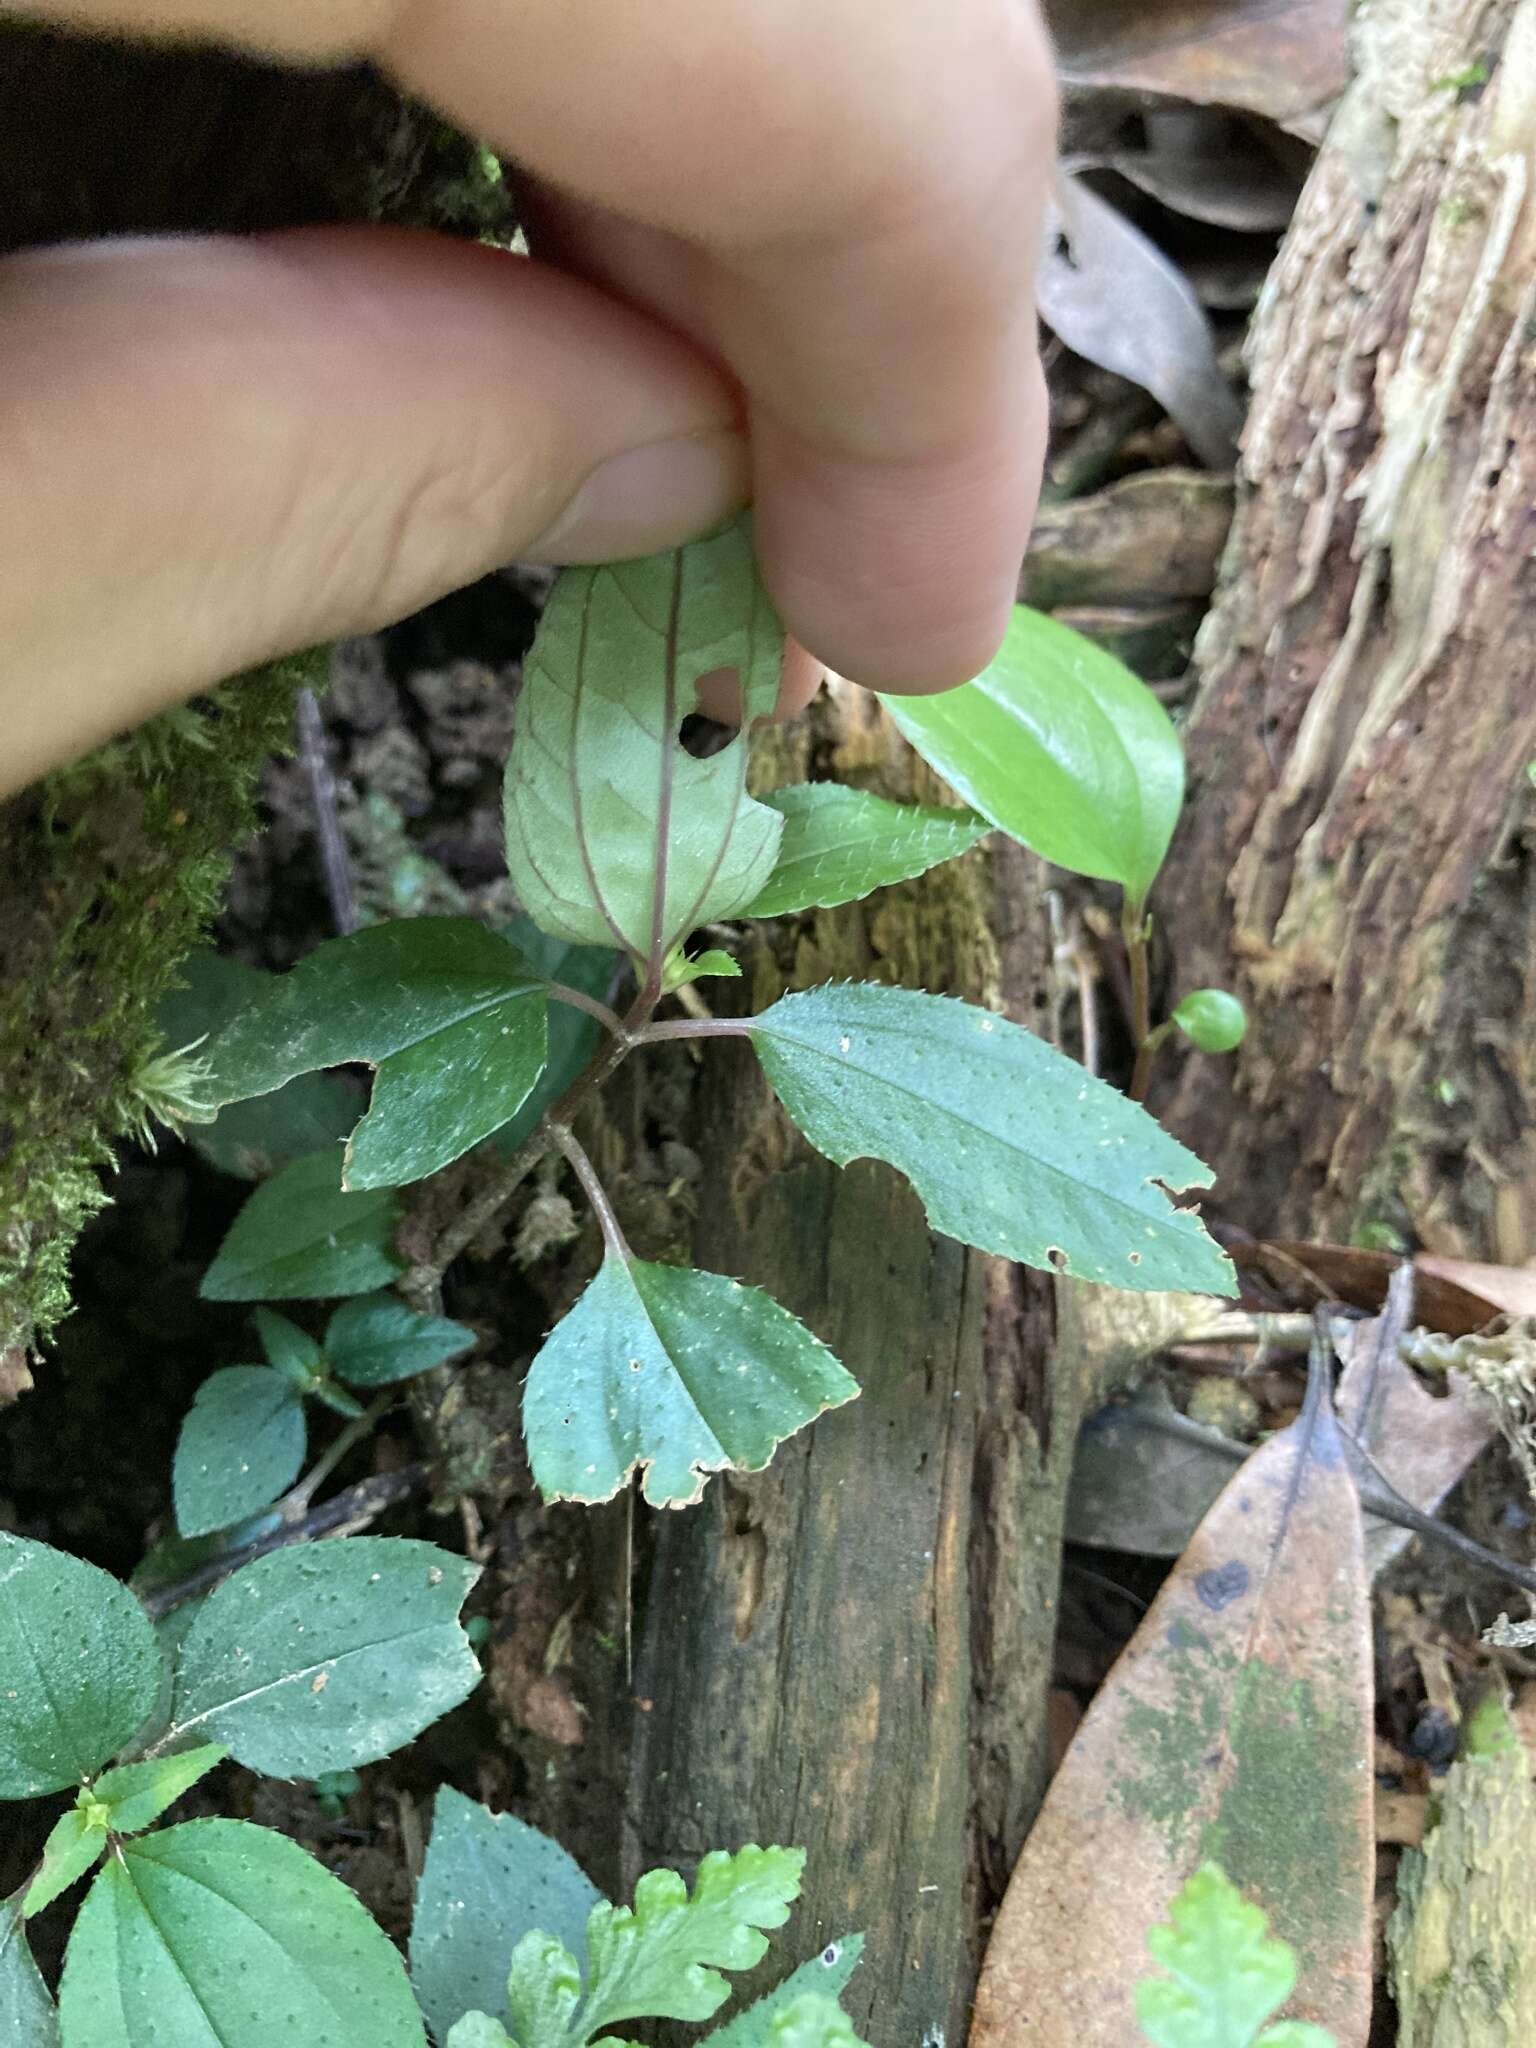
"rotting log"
623,688,1095,2044
1151,0,1536,1264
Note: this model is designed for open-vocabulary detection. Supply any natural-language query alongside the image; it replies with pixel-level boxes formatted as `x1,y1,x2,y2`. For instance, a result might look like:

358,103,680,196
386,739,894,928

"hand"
1,0,1056,791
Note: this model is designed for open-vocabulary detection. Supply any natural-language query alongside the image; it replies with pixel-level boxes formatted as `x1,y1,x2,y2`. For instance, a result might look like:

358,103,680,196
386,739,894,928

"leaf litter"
975,1340,1374,2048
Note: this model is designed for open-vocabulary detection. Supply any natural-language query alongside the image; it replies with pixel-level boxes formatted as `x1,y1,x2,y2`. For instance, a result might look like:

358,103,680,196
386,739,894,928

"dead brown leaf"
1335,1274,1497,1576
1231,1239,1504,1337
1415,1255,1536,1321
973,1365,1373,2048
1049,0,1351,132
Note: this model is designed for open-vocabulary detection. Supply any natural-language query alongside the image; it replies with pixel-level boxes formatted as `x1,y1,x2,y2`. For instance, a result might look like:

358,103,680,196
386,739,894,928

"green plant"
408,1791,866,2048
173,1295,474,1536
880,602,1246,1097
1136,1867,1335,2048
0,1526,480,2045
194,517,1235,1510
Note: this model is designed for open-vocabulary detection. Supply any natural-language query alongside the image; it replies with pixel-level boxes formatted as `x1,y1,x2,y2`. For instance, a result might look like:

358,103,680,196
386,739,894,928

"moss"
0,654,321,1361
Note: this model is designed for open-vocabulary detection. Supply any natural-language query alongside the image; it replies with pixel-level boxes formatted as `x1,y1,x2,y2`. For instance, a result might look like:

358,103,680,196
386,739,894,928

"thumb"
0,226,748,793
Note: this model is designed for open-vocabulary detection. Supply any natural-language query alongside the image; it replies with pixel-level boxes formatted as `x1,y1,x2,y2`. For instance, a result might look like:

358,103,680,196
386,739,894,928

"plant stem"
639,1016,753,1044
1124,895,1155,1102
546,983,626,1036
286,1392,393,1512
551,1125,632,1261
141,1466,426,1621
415,980,660,1292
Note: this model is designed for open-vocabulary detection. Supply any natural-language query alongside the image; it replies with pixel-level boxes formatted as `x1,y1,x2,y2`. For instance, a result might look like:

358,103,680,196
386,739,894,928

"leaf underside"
746,784,989,918
503,517,786,961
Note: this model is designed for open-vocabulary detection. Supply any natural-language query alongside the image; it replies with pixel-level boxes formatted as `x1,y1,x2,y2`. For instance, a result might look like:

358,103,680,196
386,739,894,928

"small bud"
1171,988,1247,1054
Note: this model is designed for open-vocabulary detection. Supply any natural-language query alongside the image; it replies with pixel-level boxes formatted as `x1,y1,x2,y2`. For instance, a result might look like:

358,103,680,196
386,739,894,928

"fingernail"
528,429,749,563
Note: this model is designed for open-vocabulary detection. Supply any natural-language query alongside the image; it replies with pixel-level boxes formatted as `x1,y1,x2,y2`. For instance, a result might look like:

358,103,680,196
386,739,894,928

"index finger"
385,0,1058,692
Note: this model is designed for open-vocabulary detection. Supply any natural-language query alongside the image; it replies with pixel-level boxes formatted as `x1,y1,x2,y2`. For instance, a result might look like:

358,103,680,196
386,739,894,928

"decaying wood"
1153,0,1536,1265
623,689,1083,2044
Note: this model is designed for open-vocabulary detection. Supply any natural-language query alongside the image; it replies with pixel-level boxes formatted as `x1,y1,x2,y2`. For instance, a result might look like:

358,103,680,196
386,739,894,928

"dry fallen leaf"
1231,1240,1504,1337
1048,0,1351,134
974,1361,1373,2048
1037,172,1244,469
1334,1271,1497,1577
1415,1255,1536,1322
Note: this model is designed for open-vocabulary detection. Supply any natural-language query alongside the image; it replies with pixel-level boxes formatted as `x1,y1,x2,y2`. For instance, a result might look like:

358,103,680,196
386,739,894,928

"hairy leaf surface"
204,919,548,1190
524,1258,857,1508
882,606,1184,903
0,1534,162,1799
22,1811,106,1920
746,786,988,917
0,1903,56,2048
411,1788,601,2047
58,1820,426,2047
90,1745,228,1835
750,983,1232,1294
160,1538,480,1778
173,1367,306,1538
201,1149,405,1301
503,518,785,961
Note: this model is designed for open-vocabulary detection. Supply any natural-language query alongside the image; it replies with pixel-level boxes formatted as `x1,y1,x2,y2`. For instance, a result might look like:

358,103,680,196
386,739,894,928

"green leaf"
505,1931,584,2047
703,1936,864,2048
664,947,742,991
881,605,1185,903
445,2019,512,2048
325,1294,476,1389
0,1533,163,1799
749,983,1233,1294
1135,1867,1336,2048
204,919,549,1190
0,1900,57,2048
503,517,786,962
173,1368,307,1538
90,1744,227,1835
1171,989,1248,1055
759,1994,868,2048
411,1787,601,2047
524,1257,858,1508
157,951,360,1182
577,1845,804,2036
58,1818,427,2047
201,1149,406,1302
255,1307,325,1387
745,785,989,917
492,924,619,1157
159,1537,481,1778
22,1810,107,1920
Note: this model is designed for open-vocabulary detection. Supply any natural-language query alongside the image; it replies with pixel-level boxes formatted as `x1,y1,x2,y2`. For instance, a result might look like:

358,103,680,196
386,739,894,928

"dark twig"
1124,896,1154,1102
1134,1404,1536,1601
141,1465,426,1621
295,682,359,936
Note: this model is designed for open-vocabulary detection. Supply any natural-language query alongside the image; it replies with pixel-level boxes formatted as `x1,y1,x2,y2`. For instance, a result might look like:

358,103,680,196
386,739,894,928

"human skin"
0,0,1056,793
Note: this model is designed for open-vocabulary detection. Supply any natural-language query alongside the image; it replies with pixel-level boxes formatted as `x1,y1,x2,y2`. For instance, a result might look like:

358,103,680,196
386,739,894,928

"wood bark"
623,691,1085,2045
1151,0,1536,1267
